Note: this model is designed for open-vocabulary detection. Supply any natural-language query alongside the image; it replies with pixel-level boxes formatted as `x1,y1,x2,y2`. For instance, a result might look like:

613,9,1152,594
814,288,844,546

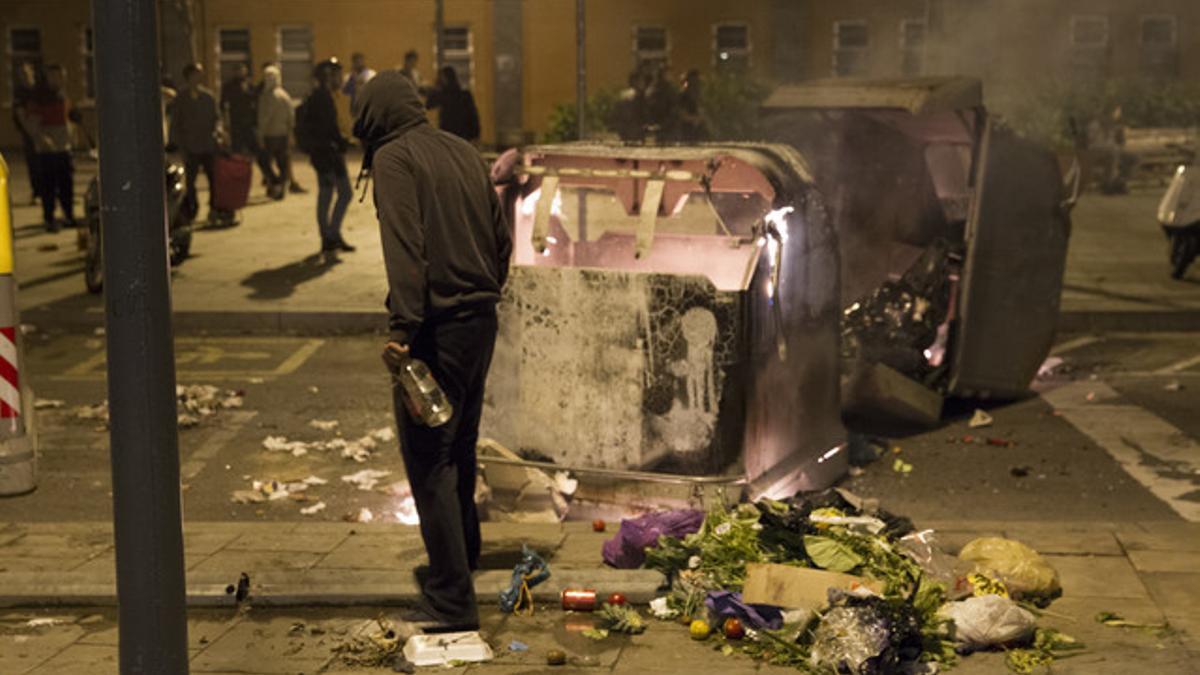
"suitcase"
212,153,253,212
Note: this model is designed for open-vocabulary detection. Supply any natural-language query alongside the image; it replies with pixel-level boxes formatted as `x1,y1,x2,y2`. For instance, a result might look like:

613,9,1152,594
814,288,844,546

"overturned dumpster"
761,77,1075,425
480,144,845,506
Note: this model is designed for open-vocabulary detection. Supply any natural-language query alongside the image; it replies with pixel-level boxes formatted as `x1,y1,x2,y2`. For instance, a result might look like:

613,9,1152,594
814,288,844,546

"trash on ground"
987,437,1015,447
649,596,678,619
342,469,392,491
1095,611,1172,634
898,529,973,599
1010,465,1032,478
939,594,1035,651
1036,356,1064,378
308,385,320,394
355,507,375,523
741,562,882,613
1164,380,1183,391
545,649,567,666
24,618,67,628
263,428,390,463
968,409,994,428
705,589,784,630
958,537,1062,606
309,419,339,431
402,631,493,666
689,619,711,640
1004,627,1084,674
594,602,646,634
300,501,327,516
601,508,705,568
33,399,64,410
74,383,245,430
892,458,914,474
498,545,550,614
560,588,598,612
508,639,528,652
332,617,403,667
476,438,574,522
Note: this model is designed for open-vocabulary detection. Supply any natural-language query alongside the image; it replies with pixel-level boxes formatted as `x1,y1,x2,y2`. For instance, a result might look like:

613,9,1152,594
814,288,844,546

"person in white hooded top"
257,64,306,195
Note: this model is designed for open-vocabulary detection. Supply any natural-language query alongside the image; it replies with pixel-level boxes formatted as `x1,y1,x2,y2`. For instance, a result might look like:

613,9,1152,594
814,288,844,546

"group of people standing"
12,60,86,231
612,63,708,143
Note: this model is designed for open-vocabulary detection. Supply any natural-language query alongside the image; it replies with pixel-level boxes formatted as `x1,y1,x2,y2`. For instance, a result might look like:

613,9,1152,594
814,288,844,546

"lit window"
217,28,251,85
900,20,925,76
1141,15,1177,78
1069,15,1109,81
713,23,750,71
633,26,669,70
833,20,868,77
7,27,42,103
438,26,473,89
277,25,312,99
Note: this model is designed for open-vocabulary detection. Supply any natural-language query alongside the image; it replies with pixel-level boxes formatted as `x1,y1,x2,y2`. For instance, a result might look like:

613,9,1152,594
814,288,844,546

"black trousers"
260,135,293,188
36,152,74,225
183,151,215,220
393,309,497,623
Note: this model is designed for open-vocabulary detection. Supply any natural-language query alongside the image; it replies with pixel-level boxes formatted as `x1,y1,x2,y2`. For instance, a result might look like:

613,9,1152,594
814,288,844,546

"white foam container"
402,631,494,666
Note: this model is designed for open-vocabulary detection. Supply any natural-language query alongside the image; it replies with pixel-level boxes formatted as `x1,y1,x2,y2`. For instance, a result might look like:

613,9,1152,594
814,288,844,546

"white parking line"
1050,335,1102,356
1042,381,1200,521
1154,353,1200,375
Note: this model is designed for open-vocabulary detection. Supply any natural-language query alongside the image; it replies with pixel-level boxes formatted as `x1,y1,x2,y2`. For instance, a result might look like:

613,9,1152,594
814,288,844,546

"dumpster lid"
762,77,982,115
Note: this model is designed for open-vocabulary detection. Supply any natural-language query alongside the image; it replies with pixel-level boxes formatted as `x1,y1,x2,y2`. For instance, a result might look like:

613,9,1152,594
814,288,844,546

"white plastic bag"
939,595,1035,652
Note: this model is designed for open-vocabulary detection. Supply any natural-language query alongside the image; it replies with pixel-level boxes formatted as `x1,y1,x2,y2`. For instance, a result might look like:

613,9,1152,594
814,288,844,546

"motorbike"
82,160,192,293
1157,146,1200,280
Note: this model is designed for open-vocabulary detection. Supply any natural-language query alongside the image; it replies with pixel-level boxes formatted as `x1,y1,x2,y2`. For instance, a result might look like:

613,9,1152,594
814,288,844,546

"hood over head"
353,70,427,167
262,65,280,90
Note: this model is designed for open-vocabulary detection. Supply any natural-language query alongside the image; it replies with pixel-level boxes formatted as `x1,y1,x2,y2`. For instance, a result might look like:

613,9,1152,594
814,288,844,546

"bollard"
0,153,38,496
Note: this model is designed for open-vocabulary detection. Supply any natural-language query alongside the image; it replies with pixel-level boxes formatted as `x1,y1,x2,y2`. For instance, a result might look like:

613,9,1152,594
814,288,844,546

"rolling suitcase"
212,153,253,213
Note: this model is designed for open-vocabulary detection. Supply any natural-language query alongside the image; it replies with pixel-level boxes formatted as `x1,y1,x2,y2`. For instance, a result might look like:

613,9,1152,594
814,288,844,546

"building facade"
2,0,1200,148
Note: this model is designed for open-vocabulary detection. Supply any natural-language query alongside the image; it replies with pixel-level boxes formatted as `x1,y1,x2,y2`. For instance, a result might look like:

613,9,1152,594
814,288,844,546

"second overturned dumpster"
480,144,845,505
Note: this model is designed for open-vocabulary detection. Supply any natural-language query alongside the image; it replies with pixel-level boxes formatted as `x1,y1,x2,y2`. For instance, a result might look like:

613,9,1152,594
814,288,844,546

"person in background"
342,52,377,115
352,71,511,634
257,65,305,197
397,50,425,92
17,63,81,231
642,63,678,142
170,62,224,224
425,66,480,143
12,61,41,205
677,69,709,142
298,58,354,254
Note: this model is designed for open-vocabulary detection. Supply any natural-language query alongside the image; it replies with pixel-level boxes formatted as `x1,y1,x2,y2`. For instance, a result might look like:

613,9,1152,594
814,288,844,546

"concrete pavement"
5,153,1199,334
1,518,1197,674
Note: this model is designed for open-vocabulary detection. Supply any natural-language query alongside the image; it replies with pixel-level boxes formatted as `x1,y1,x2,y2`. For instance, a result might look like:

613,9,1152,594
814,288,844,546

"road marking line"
180,410,258,481
56,337,325,379
1042,381,1200,521
272,339,325,375
1050,335,1102,356
1154,353,1200,375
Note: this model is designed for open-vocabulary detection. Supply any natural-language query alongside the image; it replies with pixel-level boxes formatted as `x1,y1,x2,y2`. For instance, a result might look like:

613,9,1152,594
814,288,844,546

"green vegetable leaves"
803,535,864,572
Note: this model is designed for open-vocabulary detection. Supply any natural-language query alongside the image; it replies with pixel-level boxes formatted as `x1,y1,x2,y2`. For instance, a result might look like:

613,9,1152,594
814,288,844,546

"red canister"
561,588,598,612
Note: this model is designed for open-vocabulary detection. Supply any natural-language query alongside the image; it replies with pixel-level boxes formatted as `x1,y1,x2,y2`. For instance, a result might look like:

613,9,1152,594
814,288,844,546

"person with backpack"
296,58,354,254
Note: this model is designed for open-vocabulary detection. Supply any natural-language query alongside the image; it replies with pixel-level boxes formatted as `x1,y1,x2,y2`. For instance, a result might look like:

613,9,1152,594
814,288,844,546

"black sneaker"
336,239,356,252
399,608,480,634
289,183,308,194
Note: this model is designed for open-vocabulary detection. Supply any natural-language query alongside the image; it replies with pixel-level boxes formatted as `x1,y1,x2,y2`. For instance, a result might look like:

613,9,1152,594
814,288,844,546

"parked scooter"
81,160,192,293
1157,145,1200,279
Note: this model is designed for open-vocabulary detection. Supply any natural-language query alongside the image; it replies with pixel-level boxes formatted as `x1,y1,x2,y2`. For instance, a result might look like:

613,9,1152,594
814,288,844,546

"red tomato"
606,592,627,606
723,617,745,640
592,519,606,532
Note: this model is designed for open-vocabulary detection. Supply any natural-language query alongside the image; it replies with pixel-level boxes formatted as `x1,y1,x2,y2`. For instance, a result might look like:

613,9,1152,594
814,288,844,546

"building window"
900,19,925,76
713,23,750,71
1068,15,1109,81
438,26,473,89
633,26,669,70
833,20,868,77
81,27,95,101
217,27,251,85
276,25,312,99
7,27,42,103
1141,15,1178,78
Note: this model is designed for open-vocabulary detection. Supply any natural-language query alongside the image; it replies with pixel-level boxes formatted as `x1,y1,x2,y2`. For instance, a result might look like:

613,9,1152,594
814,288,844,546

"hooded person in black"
353,70,510,632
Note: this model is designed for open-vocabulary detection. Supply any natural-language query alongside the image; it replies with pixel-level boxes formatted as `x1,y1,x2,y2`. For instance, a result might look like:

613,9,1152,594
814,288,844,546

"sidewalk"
6,153,1199,334
1,519,1197,673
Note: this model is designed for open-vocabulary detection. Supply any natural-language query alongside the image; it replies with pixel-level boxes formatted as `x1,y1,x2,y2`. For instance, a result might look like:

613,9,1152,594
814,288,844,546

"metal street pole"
93,1,189,673
575,0,586,139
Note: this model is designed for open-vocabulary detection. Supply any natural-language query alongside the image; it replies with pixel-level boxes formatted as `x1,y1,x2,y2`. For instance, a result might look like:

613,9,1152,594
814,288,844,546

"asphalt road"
1,328,1196,524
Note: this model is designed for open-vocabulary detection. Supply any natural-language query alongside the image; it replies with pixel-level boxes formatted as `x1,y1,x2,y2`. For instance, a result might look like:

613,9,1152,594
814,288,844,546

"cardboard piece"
741,562,885,610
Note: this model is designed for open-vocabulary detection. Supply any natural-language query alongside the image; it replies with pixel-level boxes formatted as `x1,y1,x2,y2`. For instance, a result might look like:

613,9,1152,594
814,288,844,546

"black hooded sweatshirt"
353,71,511,345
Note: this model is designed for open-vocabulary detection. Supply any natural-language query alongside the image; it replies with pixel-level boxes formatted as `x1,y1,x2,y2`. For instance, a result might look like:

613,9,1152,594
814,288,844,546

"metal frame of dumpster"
480,143,846,506
760,77,1072,417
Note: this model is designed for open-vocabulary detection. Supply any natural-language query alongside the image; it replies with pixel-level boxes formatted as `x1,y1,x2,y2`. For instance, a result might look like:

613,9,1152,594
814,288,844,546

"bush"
542,89,618,143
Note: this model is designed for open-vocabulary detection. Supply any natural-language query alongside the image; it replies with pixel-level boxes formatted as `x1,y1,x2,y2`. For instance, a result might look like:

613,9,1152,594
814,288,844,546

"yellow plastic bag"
958,537,1061,605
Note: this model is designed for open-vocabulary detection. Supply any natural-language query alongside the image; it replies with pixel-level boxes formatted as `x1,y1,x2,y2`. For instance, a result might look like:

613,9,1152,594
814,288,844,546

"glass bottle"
384,348,453,427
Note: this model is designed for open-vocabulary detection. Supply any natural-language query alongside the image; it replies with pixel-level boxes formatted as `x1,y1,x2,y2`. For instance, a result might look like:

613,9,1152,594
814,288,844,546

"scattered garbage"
33,399,64,410
968,409,994,428
230,478,315,504
635,491,1072,672
1164,380,1183,392
592,519,606,532
73,383,244,430
403,631,493,666
958,537,1062,606
939,594,1036,652
1010,465,1032,478
601,509,705,568
333,617,403,667
308,419,339,431
545,648,567,666
341,469,392,491
560,588,598,612
300,502,327,516
892,458,914,474
355,507,375,523
593,602,647,635
1095,611,1172,635
262,427,394,463
1004,627,1084,674
24,618,66,628
499,545,551,614
1036,356,1064,378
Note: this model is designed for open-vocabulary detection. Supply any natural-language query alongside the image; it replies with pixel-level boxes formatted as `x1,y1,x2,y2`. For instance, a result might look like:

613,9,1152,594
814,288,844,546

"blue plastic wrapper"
704,590,784,630
601,509,705,568
498,544,551,613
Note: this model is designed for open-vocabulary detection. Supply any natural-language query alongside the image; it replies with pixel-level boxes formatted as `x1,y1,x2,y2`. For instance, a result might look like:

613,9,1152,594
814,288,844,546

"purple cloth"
601,509,705,569
704,590,784,630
